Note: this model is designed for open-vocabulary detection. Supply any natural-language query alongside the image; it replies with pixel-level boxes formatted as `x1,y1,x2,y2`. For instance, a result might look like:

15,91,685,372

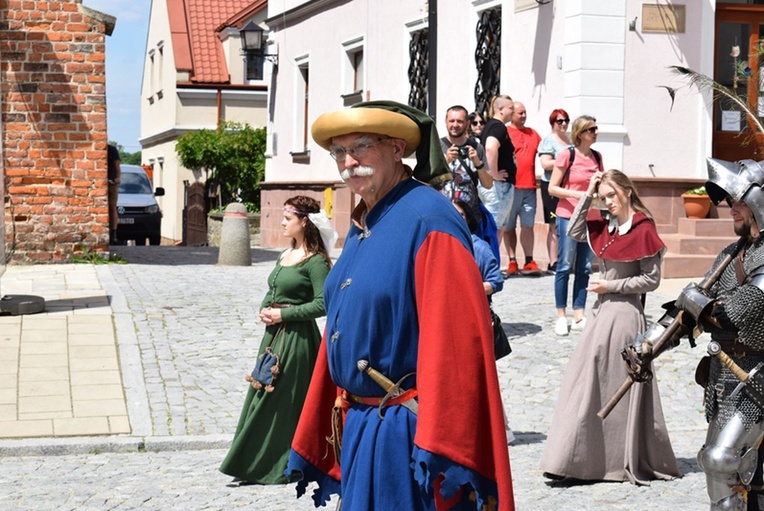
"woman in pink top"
548,115,603,336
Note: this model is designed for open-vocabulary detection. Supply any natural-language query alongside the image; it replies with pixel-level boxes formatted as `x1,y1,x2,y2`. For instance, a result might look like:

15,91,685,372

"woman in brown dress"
540,169,680,485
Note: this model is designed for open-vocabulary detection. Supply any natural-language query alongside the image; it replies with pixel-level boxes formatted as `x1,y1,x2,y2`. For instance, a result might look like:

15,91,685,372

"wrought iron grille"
408,28,429,112
474,8,501,116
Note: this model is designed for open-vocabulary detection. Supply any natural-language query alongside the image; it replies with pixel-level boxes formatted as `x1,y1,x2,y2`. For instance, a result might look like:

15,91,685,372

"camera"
458,146,470,160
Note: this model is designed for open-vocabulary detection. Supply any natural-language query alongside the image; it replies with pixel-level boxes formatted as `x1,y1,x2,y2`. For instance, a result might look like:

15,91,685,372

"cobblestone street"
0,246,711,510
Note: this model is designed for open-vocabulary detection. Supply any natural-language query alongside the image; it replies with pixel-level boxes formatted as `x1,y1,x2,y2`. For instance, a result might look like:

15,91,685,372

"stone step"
677,218,733,237
656,223,678,235
662,253,718,278
661,233,735,256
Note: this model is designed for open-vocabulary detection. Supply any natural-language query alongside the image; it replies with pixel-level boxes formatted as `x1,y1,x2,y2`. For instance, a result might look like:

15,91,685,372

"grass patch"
72,246,127,264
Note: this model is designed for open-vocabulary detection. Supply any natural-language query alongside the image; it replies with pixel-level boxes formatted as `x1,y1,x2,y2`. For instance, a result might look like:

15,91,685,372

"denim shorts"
505,188,537,229
484,181,514,228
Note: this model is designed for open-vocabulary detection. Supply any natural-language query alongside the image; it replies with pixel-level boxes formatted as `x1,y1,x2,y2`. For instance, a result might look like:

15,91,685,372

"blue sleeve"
537,135,555,156
473,238,503,294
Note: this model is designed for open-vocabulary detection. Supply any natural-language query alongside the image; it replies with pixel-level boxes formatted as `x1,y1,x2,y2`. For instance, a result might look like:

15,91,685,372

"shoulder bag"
492,308,512,360
246,325,286,393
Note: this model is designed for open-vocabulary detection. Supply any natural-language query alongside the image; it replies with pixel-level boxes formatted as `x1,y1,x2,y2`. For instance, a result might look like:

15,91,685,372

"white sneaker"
506,428,516,445
554,317,569,336
571,318,587,331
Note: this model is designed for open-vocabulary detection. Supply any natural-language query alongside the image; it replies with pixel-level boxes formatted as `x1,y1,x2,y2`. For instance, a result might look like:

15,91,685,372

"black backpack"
561,147,602,187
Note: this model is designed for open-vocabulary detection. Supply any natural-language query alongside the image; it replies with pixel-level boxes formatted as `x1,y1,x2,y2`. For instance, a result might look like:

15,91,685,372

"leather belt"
269,302,292,309
341,388,418,408
328,387,419,466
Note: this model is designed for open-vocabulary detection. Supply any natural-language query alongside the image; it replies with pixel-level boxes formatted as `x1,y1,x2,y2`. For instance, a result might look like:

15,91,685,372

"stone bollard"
217,203,252,266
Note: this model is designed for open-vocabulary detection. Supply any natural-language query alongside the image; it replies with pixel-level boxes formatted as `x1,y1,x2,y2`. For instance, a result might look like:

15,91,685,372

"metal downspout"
428,0,437,117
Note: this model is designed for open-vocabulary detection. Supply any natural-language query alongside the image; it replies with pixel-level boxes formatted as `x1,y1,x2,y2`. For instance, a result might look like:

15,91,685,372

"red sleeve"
290,335,342,481
414,232,515,511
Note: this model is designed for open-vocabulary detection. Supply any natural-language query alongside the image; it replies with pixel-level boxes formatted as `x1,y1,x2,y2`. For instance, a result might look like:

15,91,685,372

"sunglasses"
471,120,485,126
585,126,599,134
555,119,570,125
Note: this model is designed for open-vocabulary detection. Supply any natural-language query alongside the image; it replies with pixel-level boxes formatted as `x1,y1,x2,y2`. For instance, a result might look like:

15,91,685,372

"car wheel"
149,235,161,246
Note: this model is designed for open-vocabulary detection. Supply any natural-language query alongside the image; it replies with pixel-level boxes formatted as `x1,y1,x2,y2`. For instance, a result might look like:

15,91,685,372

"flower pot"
681,194,711,219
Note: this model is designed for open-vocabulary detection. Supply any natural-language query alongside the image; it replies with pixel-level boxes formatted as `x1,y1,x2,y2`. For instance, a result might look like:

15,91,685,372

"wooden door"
184,183,207,246
714,5,764,161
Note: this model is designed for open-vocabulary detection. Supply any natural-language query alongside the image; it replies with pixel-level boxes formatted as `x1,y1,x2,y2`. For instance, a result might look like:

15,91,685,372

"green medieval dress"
220,252,329,484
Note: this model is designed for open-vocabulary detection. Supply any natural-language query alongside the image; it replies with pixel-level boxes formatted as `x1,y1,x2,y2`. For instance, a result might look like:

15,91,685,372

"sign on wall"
642,4,686,34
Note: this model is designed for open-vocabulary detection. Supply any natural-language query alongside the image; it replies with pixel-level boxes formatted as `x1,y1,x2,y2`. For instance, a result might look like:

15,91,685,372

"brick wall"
1,0,114,263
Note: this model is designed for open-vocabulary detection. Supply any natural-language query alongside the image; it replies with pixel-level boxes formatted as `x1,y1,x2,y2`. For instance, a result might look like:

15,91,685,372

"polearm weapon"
708,341,764,409
597,236,748,420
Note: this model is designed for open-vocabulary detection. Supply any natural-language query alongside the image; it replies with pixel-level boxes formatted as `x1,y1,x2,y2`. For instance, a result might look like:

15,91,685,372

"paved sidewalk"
0,265,129,439
0,246,712,510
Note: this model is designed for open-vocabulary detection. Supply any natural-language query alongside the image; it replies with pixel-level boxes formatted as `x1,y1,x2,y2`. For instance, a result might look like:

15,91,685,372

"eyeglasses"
329,137,390,161
471,120,485,126
585,126,599,134
555,119,570,125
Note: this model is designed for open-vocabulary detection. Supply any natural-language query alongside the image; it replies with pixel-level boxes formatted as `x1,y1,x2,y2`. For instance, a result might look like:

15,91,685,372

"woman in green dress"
220,195,335,485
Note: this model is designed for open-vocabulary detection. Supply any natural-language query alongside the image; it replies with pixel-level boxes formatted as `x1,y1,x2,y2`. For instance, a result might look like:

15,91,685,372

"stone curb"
0,434,232,457
95,265,153,437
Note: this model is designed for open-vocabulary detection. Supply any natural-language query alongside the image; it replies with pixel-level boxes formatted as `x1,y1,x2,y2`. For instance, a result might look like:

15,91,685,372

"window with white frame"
341,37,364,105
148,49,155,102
157,41,164,99
246,55,265,81
293,58,310,154
407,28,428,112
474,7,501,116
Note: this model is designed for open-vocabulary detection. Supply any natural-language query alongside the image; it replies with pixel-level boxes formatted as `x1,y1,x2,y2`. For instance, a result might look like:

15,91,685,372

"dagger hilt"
708,341,749,382
356,359,397,392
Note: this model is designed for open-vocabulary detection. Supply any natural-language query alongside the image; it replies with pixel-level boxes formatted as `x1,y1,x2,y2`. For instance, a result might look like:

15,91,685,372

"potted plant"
681,186,711,219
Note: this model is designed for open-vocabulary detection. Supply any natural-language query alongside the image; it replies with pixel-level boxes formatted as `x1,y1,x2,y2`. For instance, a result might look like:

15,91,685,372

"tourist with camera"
439,105,493,214
438,105,500,259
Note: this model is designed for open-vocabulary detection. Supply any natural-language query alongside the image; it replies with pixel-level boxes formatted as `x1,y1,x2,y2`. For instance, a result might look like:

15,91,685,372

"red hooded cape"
587,212,665,262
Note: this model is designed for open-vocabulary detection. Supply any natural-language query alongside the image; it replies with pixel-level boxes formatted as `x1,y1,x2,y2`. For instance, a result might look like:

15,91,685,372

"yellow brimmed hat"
311,107,421,157
311,100,450,185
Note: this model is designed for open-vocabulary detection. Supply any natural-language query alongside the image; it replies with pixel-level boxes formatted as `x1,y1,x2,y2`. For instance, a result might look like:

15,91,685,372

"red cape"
587,212,665,262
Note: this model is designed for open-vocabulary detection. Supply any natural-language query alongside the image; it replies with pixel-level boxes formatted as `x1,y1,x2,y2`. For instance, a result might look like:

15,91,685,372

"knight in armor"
674,158,764,510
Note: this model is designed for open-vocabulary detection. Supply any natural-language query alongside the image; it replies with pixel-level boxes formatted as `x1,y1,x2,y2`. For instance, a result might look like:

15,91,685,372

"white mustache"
340,165,375,181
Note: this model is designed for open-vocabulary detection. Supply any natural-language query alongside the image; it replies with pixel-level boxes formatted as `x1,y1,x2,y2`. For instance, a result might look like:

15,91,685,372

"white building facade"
260,0,760,275
140,0,271,244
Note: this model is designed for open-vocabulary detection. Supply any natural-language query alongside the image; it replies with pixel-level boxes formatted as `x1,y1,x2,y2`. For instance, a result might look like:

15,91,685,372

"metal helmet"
706,158,764,232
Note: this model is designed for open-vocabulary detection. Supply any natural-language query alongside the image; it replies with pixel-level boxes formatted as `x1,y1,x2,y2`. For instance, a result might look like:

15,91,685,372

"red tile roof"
167,0,267,84
218,0,267,31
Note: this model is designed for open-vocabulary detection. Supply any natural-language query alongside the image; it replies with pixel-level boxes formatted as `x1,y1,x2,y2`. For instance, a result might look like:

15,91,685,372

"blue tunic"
288,179,515,511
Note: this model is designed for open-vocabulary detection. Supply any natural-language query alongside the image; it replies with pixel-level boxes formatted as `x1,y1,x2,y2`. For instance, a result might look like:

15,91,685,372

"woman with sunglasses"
538,109,573,275
468,111,486,139
548,115,603,336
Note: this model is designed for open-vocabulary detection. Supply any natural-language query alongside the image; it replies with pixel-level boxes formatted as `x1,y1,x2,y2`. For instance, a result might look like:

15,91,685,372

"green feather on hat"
311,100,451,185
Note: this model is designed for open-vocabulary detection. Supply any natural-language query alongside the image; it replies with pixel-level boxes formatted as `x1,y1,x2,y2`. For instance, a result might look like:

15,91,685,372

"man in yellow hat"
287,101,514,511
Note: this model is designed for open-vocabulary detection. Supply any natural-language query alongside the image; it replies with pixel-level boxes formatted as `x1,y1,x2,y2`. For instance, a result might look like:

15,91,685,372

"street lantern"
240,21,278,66
240,21,264,52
